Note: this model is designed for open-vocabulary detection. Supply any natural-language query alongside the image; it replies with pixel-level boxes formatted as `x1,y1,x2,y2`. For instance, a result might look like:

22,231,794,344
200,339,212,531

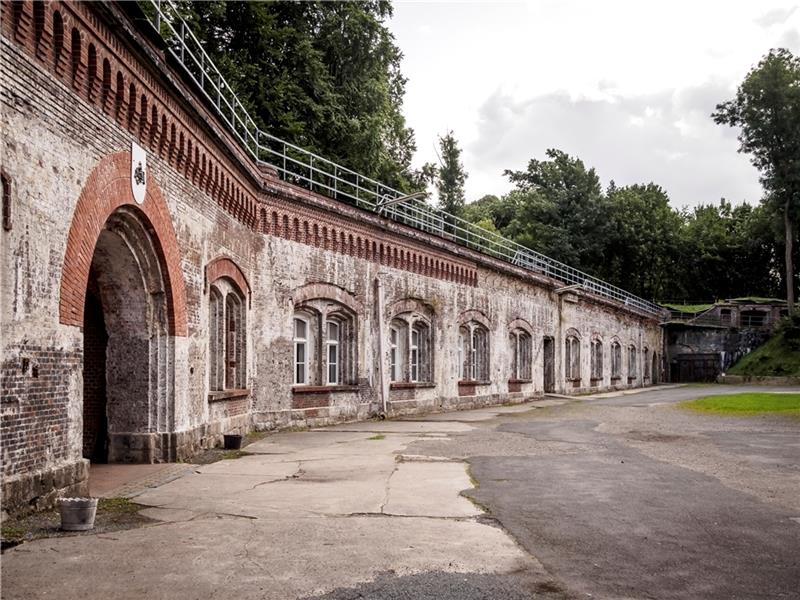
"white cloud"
389,0,800,208
466,85,762,208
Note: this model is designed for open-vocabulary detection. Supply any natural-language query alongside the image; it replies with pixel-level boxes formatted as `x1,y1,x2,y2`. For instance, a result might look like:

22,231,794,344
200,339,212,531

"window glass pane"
328,343,338,384
327,321,339,341
295,318,306,339
295,342,306,384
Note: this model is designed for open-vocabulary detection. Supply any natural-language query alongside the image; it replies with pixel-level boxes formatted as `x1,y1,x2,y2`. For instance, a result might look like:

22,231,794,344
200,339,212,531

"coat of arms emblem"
131,141,147,204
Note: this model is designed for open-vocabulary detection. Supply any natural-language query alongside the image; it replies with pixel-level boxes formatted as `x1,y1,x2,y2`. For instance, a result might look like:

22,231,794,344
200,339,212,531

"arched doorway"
81,206,174,464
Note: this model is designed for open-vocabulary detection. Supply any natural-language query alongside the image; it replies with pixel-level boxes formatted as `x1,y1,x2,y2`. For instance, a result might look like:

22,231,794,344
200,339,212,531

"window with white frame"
565,333,581,381
611,341,622,379
292,300,355,386
460,321,489,382
326,320,339,384
209,279,247,391
509,328,532,380
628,344,637,378
590,338,603,381
293,316,309,385
390,314,431,383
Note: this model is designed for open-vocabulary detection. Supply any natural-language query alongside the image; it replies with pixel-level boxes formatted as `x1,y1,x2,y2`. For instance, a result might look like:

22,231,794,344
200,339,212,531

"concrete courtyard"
2,384,799,599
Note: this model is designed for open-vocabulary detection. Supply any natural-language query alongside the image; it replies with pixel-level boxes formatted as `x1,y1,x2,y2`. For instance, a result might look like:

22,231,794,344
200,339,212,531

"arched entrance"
61,151,187,465
81,207,173,463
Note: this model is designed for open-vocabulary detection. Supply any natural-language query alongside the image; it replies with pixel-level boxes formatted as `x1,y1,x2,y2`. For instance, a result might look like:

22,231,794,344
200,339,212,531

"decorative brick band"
59,151,188,336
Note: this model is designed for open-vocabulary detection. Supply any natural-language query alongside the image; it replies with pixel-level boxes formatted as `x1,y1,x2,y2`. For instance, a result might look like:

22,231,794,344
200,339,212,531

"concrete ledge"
718,374,800,386
2,459,89,518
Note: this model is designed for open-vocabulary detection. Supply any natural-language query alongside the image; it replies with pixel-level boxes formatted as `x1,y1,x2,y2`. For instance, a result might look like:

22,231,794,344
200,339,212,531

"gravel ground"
302,570,571,600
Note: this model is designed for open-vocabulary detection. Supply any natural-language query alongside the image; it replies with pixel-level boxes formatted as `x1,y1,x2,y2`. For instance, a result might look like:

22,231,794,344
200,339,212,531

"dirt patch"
624,430,687,443
1,498,155,552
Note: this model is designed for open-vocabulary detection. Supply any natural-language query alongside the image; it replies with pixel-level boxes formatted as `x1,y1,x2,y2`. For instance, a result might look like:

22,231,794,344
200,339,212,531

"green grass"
367,434,385,441
221,449,250,460
663,303,714,313
680,393,800,415
728,316,800,377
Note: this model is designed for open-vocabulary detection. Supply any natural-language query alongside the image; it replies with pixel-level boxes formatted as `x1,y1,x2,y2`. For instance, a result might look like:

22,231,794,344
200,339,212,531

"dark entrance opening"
652,353,658,384
671,353,720,383
543,336,555,393
83,284,108,463
80,206,173,465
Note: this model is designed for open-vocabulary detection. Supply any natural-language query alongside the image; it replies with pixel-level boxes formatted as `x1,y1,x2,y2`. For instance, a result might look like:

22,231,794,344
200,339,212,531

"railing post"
180,21,185,62
155,0,161,32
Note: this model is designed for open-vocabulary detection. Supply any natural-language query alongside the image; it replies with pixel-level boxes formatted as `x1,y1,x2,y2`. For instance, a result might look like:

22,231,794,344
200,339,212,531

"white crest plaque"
131,141,147,205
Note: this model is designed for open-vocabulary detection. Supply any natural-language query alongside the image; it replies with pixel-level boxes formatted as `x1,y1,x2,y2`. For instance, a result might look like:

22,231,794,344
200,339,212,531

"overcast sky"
388,1,800,209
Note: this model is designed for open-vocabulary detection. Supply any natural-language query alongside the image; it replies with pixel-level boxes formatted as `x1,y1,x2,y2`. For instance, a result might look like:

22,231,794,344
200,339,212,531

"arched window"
509,328,532,381
565,332,581,381
293,300,356,386
643,347,650,381
460,321,489,382
611,341,622,379
390,314,432,383
628,344,637,379
208,279,247,392
590,338,603,381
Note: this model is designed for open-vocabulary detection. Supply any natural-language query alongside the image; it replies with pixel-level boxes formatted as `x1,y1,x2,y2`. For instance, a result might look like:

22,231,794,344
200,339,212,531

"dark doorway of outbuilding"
81,206,173,466
543,337,555,393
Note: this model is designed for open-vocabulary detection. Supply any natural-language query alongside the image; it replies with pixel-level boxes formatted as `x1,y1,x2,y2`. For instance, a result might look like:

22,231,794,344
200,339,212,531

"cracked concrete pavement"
1,404,559,600
3,384,798,599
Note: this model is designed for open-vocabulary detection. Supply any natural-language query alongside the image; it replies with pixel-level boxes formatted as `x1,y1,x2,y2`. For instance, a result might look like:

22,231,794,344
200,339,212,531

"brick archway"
59,151,187,336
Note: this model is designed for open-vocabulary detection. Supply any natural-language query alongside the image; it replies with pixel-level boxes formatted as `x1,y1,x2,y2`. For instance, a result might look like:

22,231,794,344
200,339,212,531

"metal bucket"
223,434,243,450
59,497,98,531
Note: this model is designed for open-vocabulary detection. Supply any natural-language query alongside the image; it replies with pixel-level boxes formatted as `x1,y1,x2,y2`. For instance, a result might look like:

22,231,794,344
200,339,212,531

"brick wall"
1,345,81,478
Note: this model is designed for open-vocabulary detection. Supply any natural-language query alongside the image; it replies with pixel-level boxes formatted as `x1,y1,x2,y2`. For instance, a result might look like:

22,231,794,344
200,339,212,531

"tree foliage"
466,149,783,302
434,131,467,216
712,48,800,311
177,0,417,190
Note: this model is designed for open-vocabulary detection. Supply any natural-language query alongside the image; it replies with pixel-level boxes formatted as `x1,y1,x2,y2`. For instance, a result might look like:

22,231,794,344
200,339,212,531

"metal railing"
140,0,664,317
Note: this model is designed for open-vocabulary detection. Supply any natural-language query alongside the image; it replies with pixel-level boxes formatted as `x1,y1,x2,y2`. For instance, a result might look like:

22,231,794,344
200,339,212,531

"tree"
712,48,800,312
435,131,467,216
502,149,611,274
605,184,683,300
177,1,418,191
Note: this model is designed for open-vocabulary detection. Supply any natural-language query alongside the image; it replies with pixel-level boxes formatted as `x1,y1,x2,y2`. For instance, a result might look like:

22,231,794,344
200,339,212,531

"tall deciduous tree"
435,131,467,216
712,48,800,312
502,149,610,274
177,0,417,191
